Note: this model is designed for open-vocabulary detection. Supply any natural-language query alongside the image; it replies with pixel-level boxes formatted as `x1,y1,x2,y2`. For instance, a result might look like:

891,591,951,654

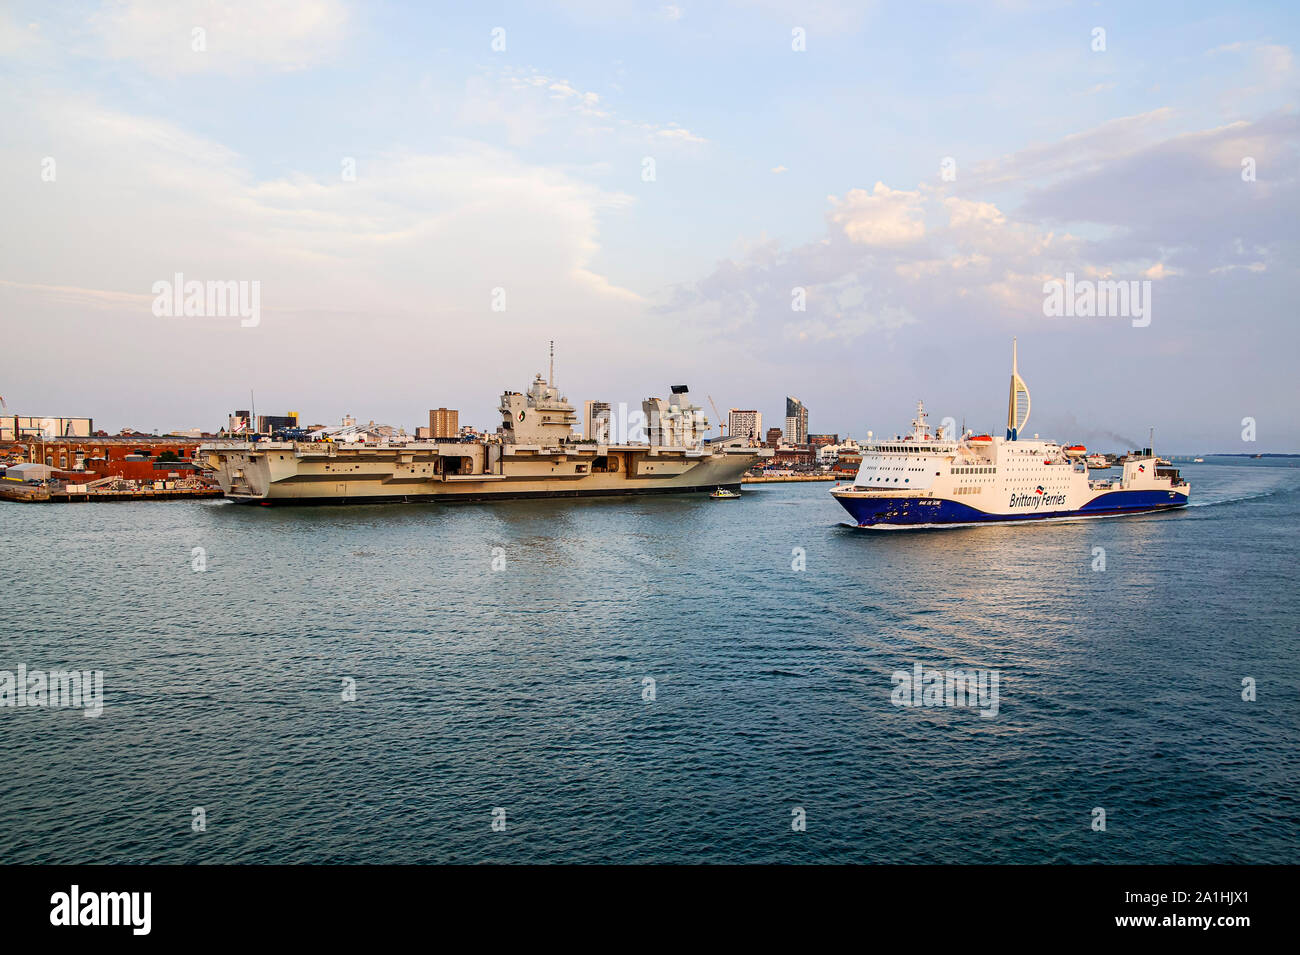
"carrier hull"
200,442,761,506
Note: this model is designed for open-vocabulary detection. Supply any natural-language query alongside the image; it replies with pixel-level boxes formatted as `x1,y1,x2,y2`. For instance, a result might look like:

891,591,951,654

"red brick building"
0,437,213,483
772,447,815,467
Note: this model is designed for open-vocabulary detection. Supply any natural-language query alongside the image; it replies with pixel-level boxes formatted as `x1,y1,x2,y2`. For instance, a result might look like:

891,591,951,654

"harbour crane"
707,396,726,439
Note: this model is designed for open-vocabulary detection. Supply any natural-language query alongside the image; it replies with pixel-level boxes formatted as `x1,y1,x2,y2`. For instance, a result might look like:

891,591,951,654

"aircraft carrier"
199,364,769,505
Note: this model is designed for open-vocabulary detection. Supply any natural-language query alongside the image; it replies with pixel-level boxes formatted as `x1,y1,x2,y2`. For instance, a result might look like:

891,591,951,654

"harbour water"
1,461,1296,863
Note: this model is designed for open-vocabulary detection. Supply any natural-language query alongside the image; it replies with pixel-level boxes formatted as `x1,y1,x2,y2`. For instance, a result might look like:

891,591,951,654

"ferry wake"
830,340,1190,528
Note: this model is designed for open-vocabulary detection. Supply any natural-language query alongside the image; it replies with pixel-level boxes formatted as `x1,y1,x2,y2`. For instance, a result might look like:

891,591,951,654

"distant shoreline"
742,474,842,483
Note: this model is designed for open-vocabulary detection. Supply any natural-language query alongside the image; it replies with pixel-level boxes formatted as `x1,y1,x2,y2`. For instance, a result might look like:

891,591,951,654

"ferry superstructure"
830,341,1189,527
199,360,769,505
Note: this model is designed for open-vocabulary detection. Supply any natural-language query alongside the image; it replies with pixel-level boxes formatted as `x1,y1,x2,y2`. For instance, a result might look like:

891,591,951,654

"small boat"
710,487,741,499
1193,457,1204,463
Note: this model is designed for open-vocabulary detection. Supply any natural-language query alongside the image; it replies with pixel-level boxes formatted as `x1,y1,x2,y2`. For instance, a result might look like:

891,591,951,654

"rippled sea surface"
1,462,1297,864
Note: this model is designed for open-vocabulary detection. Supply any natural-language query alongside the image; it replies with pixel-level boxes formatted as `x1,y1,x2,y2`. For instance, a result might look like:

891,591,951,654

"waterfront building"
257,412,299,434
816,437,860,466
0,415,94,441
772,446,815,468
0,435,211,481
728,409,762,445
784,396,809,446
429,408,459,439
584,400,611,442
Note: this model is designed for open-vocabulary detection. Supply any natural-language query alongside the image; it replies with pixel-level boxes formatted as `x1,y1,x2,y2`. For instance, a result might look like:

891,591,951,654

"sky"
0,0,1296,452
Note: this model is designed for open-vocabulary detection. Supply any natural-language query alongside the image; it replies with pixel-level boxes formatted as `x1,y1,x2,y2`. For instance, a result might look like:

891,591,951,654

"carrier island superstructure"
830,340,1190,527
199,368,769,505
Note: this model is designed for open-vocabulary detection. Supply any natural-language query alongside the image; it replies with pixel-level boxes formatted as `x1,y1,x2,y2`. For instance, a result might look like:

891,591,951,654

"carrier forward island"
199,369,769,505
830,341,1190,527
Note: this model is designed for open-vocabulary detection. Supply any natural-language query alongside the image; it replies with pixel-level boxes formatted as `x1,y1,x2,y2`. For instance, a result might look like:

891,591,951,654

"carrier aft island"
199,370,770,505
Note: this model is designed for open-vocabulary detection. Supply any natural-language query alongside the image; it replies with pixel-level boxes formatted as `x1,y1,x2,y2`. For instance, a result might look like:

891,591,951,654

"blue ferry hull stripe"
835,489,1190,526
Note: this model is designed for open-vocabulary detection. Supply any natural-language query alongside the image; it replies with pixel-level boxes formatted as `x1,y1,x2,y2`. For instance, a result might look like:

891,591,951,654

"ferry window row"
954,467,994,474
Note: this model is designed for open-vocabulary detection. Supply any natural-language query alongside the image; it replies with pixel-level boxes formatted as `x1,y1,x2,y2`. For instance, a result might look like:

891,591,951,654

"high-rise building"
429,408,459,439
584,400,611,442
784,396,809,446
257,412,298,433
727,409,762,445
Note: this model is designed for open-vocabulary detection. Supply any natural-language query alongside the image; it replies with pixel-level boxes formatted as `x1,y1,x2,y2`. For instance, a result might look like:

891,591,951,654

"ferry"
830,340,1190,527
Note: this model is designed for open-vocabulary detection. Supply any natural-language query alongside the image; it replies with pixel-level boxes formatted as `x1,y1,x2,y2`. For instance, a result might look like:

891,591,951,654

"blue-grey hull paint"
836,488,1190,527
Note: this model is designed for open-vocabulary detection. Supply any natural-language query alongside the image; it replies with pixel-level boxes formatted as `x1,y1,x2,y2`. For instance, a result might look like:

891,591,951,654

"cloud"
465,67,708,148
828,182,926,246
0,12,41,56
1209,41,1295,89
964,109,1176,191
90,0,349,75
671,110,1298,373
0,89,652,426
1017,111,1300,274
732,0,875,32
653,122,707,144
